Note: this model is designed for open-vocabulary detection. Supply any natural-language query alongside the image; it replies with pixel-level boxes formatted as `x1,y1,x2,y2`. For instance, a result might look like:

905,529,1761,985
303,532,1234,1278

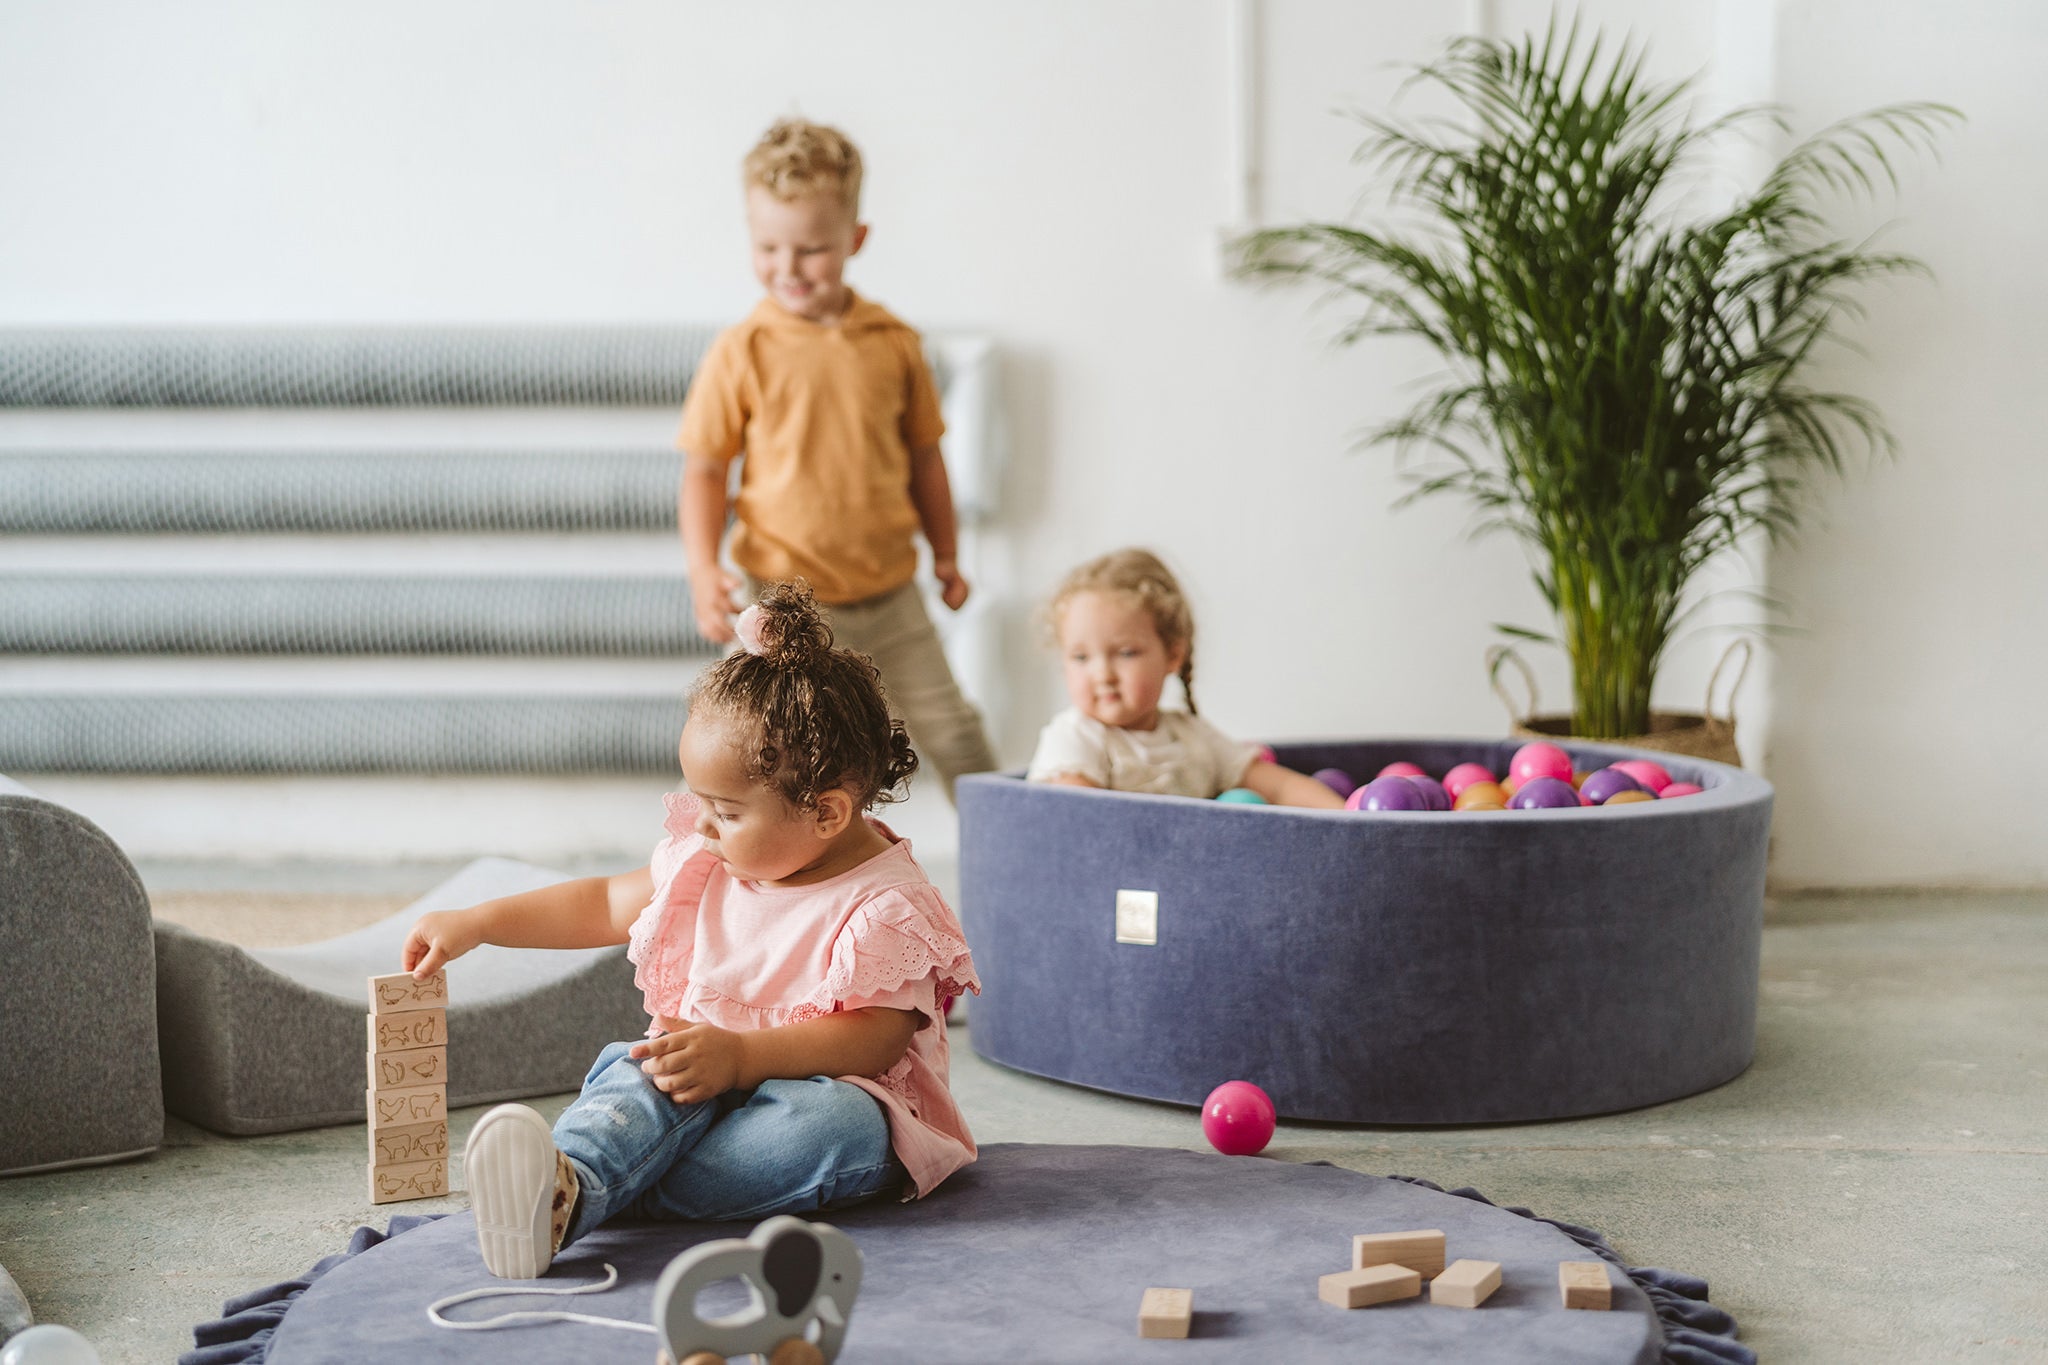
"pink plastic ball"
1252,744,1278,766
1375,761,1427,779
1610,759,1673,794
1441,762,1497,801
1508,742,1574,787
1660,781,1704,798
1201,1080,1276,1156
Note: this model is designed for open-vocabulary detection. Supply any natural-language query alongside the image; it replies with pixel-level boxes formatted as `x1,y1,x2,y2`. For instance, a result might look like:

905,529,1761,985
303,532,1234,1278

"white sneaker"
466,1103,565,1279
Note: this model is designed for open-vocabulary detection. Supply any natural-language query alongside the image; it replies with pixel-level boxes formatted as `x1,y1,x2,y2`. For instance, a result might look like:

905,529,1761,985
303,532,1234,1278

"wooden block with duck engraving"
1560,1260,1614,1310
368,1045,448,1092
1352,1229,1446,1279
368,970,448,1014
369,1157,449,1205
368,1008,447,1053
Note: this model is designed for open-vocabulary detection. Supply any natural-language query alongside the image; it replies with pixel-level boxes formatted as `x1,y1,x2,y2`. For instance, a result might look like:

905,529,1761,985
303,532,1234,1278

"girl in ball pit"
1026,547,1342,808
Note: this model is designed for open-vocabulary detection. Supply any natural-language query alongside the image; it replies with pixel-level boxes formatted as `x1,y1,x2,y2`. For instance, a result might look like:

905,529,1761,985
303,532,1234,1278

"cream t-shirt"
1025,707,1259,799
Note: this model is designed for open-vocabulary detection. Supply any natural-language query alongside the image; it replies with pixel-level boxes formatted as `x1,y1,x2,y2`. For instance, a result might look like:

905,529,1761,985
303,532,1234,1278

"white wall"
1,1,2039,886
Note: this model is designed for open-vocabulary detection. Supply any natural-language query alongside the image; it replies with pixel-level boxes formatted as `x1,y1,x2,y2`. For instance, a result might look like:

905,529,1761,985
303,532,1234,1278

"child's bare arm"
1241,759,1346,809
402,866,656,977
630,1007,920,1105
906,443,969,610
680,451,741,642
1037,771,1102,789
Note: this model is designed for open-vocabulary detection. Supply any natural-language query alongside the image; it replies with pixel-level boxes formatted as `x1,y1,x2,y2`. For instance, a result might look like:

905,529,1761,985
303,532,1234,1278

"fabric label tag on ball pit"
1115,890,1159,945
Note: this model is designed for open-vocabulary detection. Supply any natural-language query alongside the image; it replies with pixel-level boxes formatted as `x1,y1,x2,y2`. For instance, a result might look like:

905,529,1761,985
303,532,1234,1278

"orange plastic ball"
1604,789,1656,805
1453,781,1510,811
1571,770,1592,790
1459,799,1507,812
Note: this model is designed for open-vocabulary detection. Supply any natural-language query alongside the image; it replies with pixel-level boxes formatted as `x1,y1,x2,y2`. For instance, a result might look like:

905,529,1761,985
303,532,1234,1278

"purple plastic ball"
1402,774,1449,810
1507,775,1581,810
1353,776,1430,812
1578,767,1646,806
1312,767,1357,800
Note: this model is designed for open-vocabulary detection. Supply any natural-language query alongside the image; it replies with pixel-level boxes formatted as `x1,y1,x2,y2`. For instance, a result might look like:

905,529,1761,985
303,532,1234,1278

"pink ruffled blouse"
626,792,981,1197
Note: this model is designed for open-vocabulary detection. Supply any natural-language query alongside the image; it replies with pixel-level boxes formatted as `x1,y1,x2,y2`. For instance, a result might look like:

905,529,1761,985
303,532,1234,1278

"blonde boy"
679,118,997,800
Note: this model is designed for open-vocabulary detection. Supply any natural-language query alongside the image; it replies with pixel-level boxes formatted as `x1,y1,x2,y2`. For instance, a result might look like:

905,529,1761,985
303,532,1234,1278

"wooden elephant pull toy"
653,1215,862,1365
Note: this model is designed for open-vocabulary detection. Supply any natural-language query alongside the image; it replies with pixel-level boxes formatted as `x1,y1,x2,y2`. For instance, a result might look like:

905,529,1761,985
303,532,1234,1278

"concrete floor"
3,883,2043,1364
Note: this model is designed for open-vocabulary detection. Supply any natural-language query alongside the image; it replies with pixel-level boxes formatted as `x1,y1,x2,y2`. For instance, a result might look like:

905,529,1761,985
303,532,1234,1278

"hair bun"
747,579,833,668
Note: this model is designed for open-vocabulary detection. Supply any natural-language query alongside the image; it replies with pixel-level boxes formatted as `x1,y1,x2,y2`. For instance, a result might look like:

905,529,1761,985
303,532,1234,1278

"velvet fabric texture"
0,776,162,1174
183,1144,1751,1364
155,857,652,1135
958,740,1772,1124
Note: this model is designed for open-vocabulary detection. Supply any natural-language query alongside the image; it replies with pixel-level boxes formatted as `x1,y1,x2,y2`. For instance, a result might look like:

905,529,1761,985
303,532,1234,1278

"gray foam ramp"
0,777,163,1175
156,857,653,1135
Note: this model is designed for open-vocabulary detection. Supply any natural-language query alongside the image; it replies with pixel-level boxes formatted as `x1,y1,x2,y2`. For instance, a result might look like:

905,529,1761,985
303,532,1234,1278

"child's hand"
691,570,743,644
934,558,971,611
402,909,483,978
630,1024,745,1104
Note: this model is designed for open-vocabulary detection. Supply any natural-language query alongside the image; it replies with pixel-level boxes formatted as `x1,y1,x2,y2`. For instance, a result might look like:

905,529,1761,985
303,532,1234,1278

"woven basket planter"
1489,641,1751,769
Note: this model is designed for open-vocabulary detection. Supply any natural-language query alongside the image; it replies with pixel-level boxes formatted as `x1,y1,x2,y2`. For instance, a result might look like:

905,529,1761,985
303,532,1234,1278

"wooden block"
368,970,448,1014
368,1157,449,1205
1319,1263,1421,1309
1352,1229,1447,1279
1431,1258,1502,1308
367,1083,448,1128
1137,1287,1193,1339
367,1045,448,1092
368,1008,447,1053
369,1119,449,1166
1560,1260,1613,1310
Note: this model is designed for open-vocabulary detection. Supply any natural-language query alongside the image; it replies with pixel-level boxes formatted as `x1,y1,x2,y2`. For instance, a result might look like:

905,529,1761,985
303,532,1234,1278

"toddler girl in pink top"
402,580,979,1279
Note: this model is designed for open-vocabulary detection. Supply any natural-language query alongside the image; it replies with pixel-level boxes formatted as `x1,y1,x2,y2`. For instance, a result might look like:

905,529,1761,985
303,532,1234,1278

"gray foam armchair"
0,777,162,1175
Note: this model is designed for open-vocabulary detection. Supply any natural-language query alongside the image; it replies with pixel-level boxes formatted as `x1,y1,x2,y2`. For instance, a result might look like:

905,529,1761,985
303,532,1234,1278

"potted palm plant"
1238,20,1955,753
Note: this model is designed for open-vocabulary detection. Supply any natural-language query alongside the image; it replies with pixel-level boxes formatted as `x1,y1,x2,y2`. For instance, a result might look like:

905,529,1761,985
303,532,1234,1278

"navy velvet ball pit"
957,740,1771,1125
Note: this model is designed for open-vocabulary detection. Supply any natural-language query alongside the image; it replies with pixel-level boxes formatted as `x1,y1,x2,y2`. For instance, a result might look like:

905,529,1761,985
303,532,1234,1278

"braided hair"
689,580,918,810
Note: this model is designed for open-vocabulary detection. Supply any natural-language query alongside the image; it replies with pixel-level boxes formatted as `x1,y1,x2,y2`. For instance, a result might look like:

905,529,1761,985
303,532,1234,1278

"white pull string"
425,1262,658,1334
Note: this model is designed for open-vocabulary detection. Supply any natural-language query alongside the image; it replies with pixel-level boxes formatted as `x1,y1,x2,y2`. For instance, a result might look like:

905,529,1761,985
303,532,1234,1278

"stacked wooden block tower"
367,971,451,1204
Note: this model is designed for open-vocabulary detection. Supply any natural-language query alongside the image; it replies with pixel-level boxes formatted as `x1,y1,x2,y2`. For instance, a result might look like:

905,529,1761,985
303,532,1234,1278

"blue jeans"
551,1041,905,1245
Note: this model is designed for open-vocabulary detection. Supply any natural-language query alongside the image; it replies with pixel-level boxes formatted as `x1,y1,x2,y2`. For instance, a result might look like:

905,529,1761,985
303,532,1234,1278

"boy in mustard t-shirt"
679,118,998,800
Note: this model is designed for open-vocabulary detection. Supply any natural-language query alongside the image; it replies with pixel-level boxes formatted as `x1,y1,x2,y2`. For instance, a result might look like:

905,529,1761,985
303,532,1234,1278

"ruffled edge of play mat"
181,1176,1752,1365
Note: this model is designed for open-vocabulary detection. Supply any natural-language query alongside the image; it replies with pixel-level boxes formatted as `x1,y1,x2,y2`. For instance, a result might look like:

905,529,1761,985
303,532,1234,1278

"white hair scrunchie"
733,604,767,656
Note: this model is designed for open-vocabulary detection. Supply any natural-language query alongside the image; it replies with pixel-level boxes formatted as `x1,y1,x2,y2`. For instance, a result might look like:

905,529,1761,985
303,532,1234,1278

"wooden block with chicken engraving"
368,970,448,1014
367,1083,448,1129
368,1157,449,1205
369,1120,450,1166
369,1008,447,1053
368,1045,448,1092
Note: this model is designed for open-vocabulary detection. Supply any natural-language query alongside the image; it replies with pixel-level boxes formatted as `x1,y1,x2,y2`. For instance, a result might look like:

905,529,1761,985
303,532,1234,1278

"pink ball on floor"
1660,782,1704,798
1508,742,1573,787
1202,1080,1276,1156
1611,759,1673,794
1375,761,1427,779
1441,762,1496,801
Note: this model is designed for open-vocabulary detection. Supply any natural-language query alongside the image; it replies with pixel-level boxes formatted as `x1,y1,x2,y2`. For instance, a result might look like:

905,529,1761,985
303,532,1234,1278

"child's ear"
812,786,856,839
849,223,869,256
1164,640,1189,677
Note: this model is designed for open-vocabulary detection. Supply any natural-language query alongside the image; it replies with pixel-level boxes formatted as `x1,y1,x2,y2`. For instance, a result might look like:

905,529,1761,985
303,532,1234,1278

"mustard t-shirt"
677,292,947,605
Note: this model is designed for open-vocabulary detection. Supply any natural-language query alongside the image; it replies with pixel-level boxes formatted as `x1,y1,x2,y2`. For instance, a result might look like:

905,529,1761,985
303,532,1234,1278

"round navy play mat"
185,1144,1748,1364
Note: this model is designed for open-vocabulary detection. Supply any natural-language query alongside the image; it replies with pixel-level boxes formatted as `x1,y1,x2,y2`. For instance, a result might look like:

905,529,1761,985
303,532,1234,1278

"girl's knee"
756,1078,889,1155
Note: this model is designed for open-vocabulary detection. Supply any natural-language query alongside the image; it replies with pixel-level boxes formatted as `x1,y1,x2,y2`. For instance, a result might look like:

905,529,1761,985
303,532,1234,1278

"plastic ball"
1441,762,1496,801
1604,789,1656,805
1508,741,1574,787
1375,761,1427,779
1311,767,1357,800
1216,787,1267,804
1610,759,1673,794
1507,775,1581,810
1349,776,1429,811
1453,780,1510,810
1403,774,1449,811
1459,799,1507,812
1660,782,1704,798
1578,767,1646,806
1201,1080,1277,1156
1,1327,103,1365
1252,744,1278,766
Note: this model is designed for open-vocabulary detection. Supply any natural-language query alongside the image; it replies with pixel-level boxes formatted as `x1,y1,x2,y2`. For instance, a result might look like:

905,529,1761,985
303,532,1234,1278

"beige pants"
746,577,998,803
